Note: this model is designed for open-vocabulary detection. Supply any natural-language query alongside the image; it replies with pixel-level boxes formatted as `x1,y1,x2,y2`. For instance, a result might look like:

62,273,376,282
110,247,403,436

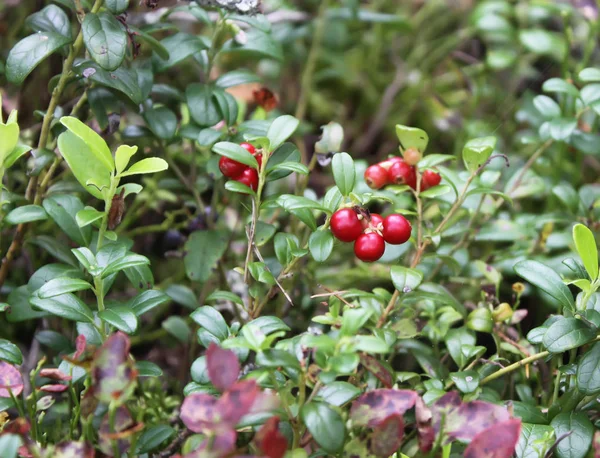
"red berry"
219,156,247,179
421,169,441,191
389,161,417,189
237,168,259,191
240,142,256,154
354,233,385,262
362,213,383,231
403,148,421,166
330,208,363,242
382,214,412,245
254,153,263,168
364,165,389,189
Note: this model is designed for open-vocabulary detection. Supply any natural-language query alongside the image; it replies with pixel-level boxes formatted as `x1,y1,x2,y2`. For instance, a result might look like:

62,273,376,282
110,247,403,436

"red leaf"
415,396,435,453
39,368,72,381
350,389,418,427
55,441,96,458
180,393,219,433
359,354,393,388
74,334,87,359
207,343,240,392
463,419,522,458
370,414,404,457
256,417,288,458
0,361,23,398
4,418,31,435
98,407,139,455
92,332,136,404
444,400,511,441
39,384,69,393
219,379,260,426
594,431,600,458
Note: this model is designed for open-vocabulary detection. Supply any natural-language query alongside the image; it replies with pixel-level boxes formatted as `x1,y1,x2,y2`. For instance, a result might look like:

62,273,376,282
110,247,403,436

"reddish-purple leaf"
55,441,96,458
0,361,23,397
98,407,140,455
359,354,393,388
180,430,237,458
255,417,288,458
593,431,600,458
39,368,72,381
92,332,136,404
350,389,418,427
416,396,435,453
3,418,31,435
247,390,280,416
207,343,240,392
74,334,87,359
219,379,260,426
370,414,404,457
39,384,69,393
464,419,522,458
444,401,511,441
180,393,219,433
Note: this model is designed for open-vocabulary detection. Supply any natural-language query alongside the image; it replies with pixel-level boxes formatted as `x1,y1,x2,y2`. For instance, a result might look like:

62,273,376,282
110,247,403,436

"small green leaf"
0,123,20,164
25,5,72,38
224,180,255,195
576,341,600,395
153,33,208,71
418,154,455,168
76,207,104,228
38,277,93,299
128,290,170,316
82,12,127,71
115,145,137,175
462,136,497,173
579,67,600,82
190,306,229,341
215,69,261,88
267,115,299,151
30,293,94,323
309,230,334,262
143,106,178,140
420,184,451,198
331,152,355,196
542,318,596,353
43,194,91,246
135,425,175,454
102,254,150,278
60,116,114,172
271,162,309,175
573,224,598,281
301,402,345,453
106,0,129,14
450,370,480,393
514,260,575,311
186,83,221,127
395,125,429,153
99,307,138,334
184,230,229,283
390,266,423,292
550,412,593,458
5,205,47,225
3,144,32,169
6,32,72,85
533,95,561,118
542,78,580,97
120,158,168,177
213,142,258,168
0,340,23,365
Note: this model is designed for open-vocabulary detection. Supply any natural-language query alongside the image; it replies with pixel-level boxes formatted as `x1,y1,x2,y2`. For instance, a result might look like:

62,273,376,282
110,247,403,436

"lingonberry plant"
1,1,600,457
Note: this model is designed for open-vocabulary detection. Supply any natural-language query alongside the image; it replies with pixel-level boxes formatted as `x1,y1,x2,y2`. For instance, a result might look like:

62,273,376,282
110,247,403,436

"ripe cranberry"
362,213,383,231
382,214,412,244
219,157,247,179
354,233,385,262
403,147,421,166
330,208,363,242
240,142,256,154
421,169,441,191
237,168,259,191
254,153,263,169
364,165,389,189
388,161,417,189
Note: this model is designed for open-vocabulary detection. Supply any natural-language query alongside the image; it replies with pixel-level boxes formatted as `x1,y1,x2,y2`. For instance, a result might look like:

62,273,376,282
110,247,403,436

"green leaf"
162,316,191,343
5,205,47,225
102,254,150,278
514,260,575,311
144,106,178,140
25,5,72,38
450,370,480,393
38,277,92,299
354,335,389,353
0,340,23,365
215,69,261,88
114,145,137,175
542,78,580,97
315,122,344,154
43,194,91,246
82,12,127,71
301,402,345,453
60,116,114,172
277,195,329,214
579,68,600,82
418,154,455,168
573,224,598,281
519,29,566,61
576,341,600,394
76,207,104,228
395,125,429,152
99,307,138,334
271,161,309,175
0,434,21,458
120,158,168,177
212,89,238,127
420,184,451,198
222,28,283,61
257,349,301,370
106,0,129,14
542,318,596,353
533,95,561,118
212,142,258,168
6,32,72,84
267,115,299,151
135,425,175,454
4,144,32,169
516,424,555,458
331,152,355,196
309,230,334,262
265,142,301,181
316,382,361,407
462,136,497,173
75,62,148,105
130,26,169,60
445,328,475,369
184,230,229,283
390,266,423,292
190,306,229,341
153,33,208,71
186,83,221,127
0,123,20,164
30,293,94,322
128,290,170,316
136,360,163,377
550,412,593,458
224,180,255,195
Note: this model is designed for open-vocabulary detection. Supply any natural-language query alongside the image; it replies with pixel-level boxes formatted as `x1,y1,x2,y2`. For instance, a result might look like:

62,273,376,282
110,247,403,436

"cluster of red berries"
330,207,412,262
218,143,262,191
364,148,441,191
